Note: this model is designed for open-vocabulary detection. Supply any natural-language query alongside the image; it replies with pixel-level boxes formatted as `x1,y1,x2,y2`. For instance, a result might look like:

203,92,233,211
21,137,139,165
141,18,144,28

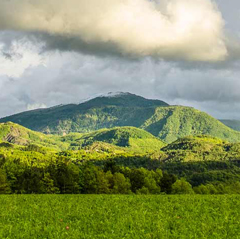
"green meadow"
0,195,239,239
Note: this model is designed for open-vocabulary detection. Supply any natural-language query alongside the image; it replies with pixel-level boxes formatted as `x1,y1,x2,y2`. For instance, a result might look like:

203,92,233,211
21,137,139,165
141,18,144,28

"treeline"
1,156,240,195
0,158,175,194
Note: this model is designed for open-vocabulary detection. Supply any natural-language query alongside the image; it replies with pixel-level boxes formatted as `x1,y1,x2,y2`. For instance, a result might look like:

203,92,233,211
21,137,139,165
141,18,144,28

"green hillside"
0,123,164,153
220,120,240,131
163,135,226,151
161,135,240,162
74,127,165,152
140,106,240,143
0,93,168,135
0,122,68,150
1,92,240,143
3,123,240,163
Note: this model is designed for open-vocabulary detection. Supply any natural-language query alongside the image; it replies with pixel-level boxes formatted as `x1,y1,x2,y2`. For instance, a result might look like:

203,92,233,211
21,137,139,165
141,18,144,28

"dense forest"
1,143,240,195
1,115,240,195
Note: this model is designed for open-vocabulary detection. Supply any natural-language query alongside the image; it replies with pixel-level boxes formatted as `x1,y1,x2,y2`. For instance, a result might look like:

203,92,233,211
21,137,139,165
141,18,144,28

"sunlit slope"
140,106,240,143
0,122,68,150
161,135,240,162
1,93,240,143
74,127,165,152
0,93,168,135
0,123,164,152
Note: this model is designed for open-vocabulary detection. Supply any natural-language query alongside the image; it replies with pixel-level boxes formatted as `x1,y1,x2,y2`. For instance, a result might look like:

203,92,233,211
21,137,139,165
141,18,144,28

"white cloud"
1,51,240,119
0,0,227,61
0,0,240,121
0,39,46,77
27,103,47,111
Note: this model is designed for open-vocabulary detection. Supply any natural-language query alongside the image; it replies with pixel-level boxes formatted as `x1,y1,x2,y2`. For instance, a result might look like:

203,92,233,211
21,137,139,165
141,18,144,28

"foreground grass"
0,195,240,239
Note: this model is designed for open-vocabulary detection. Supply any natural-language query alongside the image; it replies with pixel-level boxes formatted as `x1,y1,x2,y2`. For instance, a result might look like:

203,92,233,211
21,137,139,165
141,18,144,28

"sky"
0,0,240,119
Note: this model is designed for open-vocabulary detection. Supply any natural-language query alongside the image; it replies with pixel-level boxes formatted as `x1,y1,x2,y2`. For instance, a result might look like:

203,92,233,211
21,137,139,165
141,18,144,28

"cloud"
1,48,240,120
153,65,240,103
27,103,47,111
0,0,227,61
0,34,46,77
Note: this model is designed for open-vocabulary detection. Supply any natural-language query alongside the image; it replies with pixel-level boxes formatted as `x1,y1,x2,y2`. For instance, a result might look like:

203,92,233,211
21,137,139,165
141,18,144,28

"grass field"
0,195,240,239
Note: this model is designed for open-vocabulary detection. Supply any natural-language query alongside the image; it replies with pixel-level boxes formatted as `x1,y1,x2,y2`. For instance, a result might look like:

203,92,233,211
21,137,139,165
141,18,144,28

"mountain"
0,122,68,150
1,92,240,143
163,135,226,152
2,122,240,164
71,126,165,152
140,106,240,143
78,92,169,108
161,135,240,162
0,92,169,134
0,122,164,153
220,120,240,132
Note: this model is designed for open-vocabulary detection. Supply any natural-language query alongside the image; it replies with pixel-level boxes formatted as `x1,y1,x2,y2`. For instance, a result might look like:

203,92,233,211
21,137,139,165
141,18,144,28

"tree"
81,163,111,194
21,166,44,194
112,173,131,194
172,178,194,194
129,168,147,193
143,171,161,194
136,187,149,194
55,159,80,194
0,169,11,194
206,184,218,194
103,160,120,174
40,173,59,194
0,154,6,167
160,173,177,194
97,170,111,194
154,169,163,186
193,184,209,194
80,163,99,194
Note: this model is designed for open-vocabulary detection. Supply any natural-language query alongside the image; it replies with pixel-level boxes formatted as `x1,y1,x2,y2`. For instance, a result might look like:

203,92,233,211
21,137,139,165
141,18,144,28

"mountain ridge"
1,92,240,143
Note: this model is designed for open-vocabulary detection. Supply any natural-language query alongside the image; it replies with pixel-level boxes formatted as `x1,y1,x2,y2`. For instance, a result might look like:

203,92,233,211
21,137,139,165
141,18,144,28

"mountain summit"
1,92,240,143
78,92,169,108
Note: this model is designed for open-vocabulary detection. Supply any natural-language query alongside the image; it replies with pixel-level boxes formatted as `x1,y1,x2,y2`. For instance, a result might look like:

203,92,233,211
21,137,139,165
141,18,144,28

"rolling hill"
162,135,226,152
140,106,240,143
2,122,240,164
72,127,165,152
0,122,164,152
161,135,240,162
0,122,68,150
1,92,240,143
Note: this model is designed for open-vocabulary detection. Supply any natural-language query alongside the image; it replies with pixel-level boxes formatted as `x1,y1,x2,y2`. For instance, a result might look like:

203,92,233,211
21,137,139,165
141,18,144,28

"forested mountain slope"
0,123,164,152
0,122,68,150
1,92,240,143
140,106,240,143
73,127,165,152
